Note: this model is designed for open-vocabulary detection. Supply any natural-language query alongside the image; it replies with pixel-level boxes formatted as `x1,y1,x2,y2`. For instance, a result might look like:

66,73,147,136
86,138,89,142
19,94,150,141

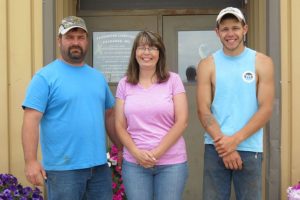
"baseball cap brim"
216,7,246,24
58,25,88,35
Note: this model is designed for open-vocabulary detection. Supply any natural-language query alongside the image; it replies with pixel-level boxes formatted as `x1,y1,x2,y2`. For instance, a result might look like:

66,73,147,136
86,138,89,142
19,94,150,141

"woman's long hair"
126,31,169,84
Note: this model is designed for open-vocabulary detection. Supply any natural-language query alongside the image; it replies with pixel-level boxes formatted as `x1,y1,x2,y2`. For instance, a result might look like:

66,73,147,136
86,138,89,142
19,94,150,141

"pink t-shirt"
116,72,187,165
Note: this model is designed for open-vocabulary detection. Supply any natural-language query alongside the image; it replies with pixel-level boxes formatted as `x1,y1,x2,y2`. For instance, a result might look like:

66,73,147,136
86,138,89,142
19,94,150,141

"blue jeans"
45,164,112,200
122,159,188,200
203,144,262,200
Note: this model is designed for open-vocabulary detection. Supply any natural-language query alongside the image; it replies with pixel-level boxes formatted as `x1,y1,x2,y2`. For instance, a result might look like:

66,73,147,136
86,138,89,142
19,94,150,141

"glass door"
163,15,220,199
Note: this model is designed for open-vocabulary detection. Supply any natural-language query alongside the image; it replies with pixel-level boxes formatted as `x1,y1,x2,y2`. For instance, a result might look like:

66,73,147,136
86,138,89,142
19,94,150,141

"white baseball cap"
216,7,246,24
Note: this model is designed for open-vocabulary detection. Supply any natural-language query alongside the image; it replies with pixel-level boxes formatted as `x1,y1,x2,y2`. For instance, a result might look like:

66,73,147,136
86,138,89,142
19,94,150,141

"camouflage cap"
58,16,88,35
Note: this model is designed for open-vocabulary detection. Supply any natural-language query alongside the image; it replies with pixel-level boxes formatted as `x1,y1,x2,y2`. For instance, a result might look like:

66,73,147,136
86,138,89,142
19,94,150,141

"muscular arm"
215,53,275,157
21,108,46,186
196,56,223,140
151,92,188,159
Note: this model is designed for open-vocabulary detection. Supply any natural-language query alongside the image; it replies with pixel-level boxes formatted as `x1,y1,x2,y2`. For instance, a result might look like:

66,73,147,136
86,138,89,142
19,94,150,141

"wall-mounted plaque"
93,31,139,83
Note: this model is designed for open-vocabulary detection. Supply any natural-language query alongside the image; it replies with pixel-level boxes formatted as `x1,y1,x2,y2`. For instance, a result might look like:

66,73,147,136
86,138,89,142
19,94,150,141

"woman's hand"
133,149,156,168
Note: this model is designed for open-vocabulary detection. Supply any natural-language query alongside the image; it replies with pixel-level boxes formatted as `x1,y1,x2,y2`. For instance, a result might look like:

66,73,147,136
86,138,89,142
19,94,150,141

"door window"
178,31,222,82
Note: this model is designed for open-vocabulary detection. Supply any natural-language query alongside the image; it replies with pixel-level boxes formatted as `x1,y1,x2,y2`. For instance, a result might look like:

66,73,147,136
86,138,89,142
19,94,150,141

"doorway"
83,14,221,199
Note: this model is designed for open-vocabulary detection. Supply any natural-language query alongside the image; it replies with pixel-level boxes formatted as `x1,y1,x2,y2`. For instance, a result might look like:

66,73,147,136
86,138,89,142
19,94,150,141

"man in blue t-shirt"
22,16,120,200
196,7,275,200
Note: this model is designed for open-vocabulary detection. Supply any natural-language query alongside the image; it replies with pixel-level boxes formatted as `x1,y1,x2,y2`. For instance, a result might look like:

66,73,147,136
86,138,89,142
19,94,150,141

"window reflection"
178,31,222,82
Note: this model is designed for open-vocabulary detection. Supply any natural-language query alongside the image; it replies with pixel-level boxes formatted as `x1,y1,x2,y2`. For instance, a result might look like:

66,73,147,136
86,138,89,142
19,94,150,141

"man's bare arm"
105,108,122,149
22,108,46,186
196,56,223,140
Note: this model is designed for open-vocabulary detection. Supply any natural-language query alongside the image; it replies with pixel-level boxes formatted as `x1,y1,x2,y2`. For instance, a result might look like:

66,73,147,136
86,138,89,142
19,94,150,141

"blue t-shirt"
23,59,115,170
204,48,263,152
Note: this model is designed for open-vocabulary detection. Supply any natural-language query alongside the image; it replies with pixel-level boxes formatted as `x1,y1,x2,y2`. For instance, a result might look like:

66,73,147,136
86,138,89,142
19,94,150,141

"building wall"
1,0,300,199
281,0,300,199
0,0,43,185
0,0,9,173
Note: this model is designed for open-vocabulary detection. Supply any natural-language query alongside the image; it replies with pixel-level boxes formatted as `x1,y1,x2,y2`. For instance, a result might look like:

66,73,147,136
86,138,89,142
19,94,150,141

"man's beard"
67,46,86,63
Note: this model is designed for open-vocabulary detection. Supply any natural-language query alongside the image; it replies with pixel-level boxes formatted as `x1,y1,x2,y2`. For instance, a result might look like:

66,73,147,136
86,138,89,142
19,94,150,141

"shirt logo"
242,71,255,83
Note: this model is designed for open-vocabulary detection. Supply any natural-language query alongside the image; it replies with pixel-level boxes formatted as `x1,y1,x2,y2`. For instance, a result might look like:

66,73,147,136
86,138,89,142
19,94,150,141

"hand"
222,151,243,170
133,149,156,168
24,160,47,186
214,135,239,157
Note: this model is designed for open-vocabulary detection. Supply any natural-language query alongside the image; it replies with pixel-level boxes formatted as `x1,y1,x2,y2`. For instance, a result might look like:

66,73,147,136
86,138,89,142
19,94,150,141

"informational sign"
178,31,222,82
93,31,139,82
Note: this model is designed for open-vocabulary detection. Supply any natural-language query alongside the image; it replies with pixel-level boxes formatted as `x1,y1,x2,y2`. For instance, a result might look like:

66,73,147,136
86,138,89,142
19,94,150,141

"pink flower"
287,182,300,199
111,145,119,156
292,182,300,190
111,155,118,161
115,166,122,173
108,144,127,199
113,194,123,200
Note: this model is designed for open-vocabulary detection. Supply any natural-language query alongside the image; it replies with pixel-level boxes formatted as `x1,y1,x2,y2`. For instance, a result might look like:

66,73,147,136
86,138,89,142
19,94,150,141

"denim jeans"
45,164,112,200
122,159,188,200
203,144,262,200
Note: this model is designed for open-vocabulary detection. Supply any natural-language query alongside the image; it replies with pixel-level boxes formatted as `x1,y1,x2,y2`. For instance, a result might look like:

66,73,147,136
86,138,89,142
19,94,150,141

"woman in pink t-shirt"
115,31,188,200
